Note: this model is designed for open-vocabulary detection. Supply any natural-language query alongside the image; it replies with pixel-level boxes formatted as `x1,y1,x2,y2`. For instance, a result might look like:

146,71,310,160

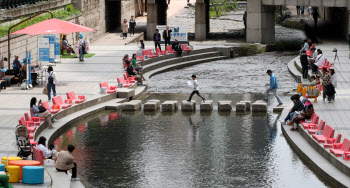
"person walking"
78,34,85,62
163,26,172,47
129,16,136,37
187,74,205,102
154,29,161,51
46,66,59,102
55,145,80,181
301,6,304,15
321,67,331,102
300,50,308,79
264,70,283,105
312,8,319,27
121,19,129,39
329,67,337,101
307,6,312,19
296,6,300,15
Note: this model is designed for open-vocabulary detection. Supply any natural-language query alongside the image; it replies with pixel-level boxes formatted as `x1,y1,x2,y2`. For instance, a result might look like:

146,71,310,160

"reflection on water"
54,94,328,188
148,52,297,94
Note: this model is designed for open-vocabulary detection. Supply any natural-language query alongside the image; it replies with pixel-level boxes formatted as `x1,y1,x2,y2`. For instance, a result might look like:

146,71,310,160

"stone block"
122,100,141,111
148,100,160,108
181,100,196,111
252,102,268,112
273,105,286,113
218,101,232,111
144,102,159,111
236,102,246,112
240,101,251,110
200,100,213,111
117,88,135,98
162,101,178,112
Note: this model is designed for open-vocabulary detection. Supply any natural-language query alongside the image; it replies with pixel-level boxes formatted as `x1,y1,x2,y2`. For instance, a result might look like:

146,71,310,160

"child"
187,74,206,102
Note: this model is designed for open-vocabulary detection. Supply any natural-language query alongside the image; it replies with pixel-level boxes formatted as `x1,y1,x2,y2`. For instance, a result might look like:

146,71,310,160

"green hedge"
0,4,81,38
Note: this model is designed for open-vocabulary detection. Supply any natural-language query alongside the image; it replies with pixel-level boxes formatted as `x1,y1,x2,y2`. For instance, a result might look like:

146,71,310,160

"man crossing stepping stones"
264,70,283,106
187,74,206,102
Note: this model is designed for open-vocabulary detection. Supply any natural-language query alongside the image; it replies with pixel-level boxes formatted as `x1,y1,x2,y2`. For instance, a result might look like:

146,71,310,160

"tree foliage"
210,0,238,17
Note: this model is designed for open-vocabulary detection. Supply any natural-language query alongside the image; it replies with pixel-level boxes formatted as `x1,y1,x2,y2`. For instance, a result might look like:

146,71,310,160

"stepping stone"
200,100,213,111
162,101,178,112
117,88,135,98
218,101,232,111
240,101,251,110
252,101,267,112
181,100,196,111
273,105,286,113
236,102,246,112
122,100,142,111
144,100,161,111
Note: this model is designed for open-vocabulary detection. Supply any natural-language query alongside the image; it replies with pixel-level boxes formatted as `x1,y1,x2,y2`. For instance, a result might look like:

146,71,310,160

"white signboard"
38,38,50,65
44,35,55,62
156,25,188,42
55,34,61,62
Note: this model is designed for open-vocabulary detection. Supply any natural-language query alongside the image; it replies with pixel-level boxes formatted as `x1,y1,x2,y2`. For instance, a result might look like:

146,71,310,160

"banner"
156,25,188,42
38,38,50,65
54,34,61,61
44,35,55,62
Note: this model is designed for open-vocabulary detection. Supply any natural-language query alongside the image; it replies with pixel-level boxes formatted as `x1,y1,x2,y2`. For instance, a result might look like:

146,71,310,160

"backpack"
48,72,54,84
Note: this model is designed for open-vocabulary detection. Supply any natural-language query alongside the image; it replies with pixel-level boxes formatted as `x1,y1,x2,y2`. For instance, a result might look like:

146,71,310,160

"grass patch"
0,4,81,38
60,53,95,58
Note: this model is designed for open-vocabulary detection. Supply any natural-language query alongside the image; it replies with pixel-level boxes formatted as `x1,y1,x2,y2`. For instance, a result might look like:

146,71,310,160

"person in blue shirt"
264,70,283,105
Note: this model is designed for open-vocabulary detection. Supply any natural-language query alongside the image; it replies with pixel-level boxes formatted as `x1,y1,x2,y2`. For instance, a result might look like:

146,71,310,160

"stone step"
200,100,213,111
143,51,222,73
236,102,246,112
218,100,232,111
273,105,286,113
117,88,135,98
252,101,267,112
144,56,227,79
122,100,142,111
144,99,161,111
181,100,196,111
162,101,178,112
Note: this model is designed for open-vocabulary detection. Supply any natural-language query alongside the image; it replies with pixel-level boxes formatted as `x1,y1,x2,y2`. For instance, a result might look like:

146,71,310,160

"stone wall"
80,0,106,40
121,0,137,22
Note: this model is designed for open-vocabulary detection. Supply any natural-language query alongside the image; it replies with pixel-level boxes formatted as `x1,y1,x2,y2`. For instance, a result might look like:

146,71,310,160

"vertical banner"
156,25,188,42
44,35,55,62
38,38,50,66
54,34,61,62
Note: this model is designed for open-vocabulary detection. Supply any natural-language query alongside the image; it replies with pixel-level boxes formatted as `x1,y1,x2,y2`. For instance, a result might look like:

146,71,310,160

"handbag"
42,86,48,95
38,106,46,113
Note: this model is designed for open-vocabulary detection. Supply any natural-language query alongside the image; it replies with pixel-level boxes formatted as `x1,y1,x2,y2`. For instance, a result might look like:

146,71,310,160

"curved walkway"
285,40,350,187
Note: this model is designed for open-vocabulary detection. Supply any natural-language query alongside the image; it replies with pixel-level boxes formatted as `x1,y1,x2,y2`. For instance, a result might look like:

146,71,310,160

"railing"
0,0,50,9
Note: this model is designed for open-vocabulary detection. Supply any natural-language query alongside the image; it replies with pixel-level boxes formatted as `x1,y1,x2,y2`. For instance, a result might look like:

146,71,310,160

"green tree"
210,0,238,17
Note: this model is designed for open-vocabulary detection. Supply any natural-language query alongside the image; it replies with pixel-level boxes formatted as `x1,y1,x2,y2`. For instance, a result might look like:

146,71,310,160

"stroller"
15,125,33,158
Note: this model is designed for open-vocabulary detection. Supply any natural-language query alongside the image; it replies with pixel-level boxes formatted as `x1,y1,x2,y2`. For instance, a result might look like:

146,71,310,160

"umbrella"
11,18,94,35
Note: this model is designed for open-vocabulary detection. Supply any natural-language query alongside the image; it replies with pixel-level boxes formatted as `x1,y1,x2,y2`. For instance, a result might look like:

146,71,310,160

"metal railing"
0,0,50,9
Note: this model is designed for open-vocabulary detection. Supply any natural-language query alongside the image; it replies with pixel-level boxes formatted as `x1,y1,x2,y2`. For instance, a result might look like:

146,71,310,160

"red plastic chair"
312,125,334,143
308,119,325,135
117,77,132,87
166,45,176,53
30,139,37,146
99,82,117,93
181,44,192,52
306,50,311,56
324,133,341,148
53,96,72,109
156,47,166,55
302,113,319,129
33,146,45,165
30,109,45,122
67,91,85,104
318,59,329,70
41,101,60,114
24,113,40,126
124,73,136,83
330,138,350,157
18,117,35,139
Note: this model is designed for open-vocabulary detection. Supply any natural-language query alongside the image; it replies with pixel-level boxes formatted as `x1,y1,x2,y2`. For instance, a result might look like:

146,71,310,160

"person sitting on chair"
62,35,75,55
172,39,182,57
13,55,22,76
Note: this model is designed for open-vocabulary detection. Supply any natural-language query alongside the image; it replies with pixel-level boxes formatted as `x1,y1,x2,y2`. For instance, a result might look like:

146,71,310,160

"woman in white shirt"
330,67,337,101
36,136,53,159
46,66,59,102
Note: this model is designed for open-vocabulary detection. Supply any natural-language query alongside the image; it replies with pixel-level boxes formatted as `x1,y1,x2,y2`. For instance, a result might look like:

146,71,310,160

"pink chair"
324,133,341,148
24,113,40,126
67,91,85,104
30,109,45,122
41,101,60,114
117,77,132,87
99,82,117,93
308,119,325,135
33,146,45,165
166,45,176,53
330,138,350,157
53,96,72,109
156,47,167,55
181,44,192,52
18,117,35,139
124,73,136,83
302,113,319,129
312,125,334,143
